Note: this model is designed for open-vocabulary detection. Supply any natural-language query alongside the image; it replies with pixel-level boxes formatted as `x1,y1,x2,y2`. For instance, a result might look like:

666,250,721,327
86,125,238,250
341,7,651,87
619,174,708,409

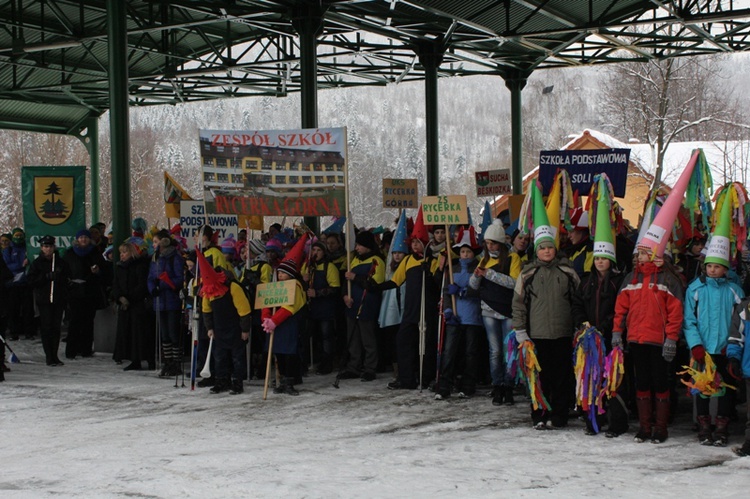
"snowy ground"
2,339,749,498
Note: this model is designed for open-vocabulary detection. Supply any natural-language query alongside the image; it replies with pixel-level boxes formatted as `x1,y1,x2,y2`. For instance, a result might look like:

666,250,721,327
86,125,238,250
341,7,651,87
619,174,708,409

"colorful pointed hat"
545,168,576,247
391,210,409,254
411,205,429,245
452,226,480,251
278,233,309,279
704,192,732,268
704,182,750,268
322,216,346,235
479,200,493,244
523,181,556,251
589,174,616,263
639,149,711,257
196,248,227,298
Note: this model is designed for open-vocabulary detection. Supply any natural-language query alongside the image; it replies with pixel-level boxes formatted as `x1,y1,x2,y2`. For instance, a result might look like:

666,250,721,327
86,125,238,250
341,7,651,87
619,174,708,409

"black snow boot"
504,385,515,406
229,379,244,395
491,386,504,406
210,378,230,394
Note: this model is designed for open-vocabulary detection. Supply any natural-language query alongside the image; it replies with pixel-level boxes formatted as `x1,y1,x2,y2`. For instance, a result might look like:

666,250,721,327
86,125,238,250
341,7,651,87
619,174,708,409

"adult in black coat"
62,229,110,359
112,242,153,370
27,235,71,366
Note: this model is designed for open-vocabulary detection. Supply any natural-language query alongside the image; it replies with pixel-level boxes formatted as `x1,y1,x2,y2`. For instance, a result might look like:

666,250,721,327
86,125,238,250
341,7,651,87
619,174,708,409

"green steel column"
76,117,100,224
417,43,444,196
291,6,324,234
503,70,529,195
107,0,131,254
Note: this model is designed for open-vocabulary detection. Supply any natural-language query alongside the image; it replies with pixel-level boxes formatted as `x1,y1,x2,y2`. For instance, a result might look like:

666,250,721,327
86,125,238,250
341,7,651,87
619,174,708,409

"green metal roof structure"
2,0,750,243
2,0,749,135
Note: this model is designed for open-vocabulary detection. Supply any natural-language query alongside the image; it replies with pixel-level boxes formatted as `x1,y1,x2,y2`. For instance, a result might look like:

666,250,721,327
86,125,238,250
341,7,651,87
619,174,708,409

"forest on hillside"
2,52,750,231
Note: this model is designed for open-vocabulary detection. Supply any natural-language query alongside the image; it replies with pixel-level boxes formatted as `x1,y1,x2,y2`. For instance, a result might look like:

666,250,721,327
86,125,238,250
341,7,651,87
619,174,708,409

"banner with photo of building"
21,165,87,259
200,128,347,217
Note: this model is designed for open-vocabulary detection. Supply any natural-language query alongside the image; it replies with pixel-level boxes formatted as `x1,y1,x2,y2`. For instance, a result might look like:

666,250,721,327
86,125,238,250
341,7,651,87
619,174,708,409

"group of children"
5,167,750,459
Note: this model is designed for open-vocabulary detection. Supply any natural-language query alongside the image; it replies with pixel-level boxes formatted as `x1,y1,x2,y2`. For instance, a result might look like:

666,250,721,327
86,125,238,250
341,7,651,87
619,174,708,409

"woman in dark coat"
63,229,109,359
112,242,153,370
28,235,70,366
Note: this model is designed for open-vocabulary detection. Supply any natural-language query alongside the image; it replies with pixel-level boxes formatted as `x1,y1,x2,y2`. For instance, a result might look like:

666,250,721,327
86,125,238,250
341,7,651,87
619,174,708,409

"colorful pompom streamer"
603,346,625,399
712,182,750,258
678,352,737,399
545,168,576,247
572,325,606,433
506,330,520,382
518,179,542,237
518,339,551,412
683,149,713,231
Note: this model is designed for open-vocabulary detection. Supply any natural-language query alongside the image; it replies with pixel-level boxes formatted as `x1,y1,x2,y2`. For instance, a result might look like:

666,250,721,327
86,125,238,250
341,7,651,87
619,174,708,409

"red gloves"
691,345,706,364
158,271,176,290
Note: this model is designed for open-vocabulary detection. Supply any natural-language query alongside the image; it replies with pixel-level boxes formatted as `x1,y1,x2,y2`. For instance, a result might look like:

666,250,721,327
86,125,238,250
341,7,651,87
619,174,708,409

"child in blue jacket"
684,262,744,446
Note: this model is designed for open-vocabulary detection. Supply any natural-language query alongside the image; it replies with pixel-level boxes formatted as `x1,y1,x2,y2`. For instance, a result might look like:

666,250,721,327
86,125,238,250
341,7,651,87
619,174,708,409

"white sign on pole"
179,200,238,243
475,169,512,197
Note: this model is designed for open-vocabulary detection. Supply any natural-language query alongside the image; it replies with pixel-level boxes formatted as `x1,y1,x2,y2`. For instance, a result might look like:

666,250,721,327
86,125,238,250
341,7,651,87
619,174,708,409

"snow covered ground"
2,339,749,498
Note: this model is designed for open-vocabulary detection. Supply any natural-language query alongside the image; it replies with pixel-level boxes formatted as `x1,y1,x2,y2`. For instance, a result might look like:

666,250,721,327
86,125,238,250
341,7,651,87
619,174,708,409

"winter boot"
229,379,244,395
197,376,215,387
634,390,652,443
159,343,173,377
210,378,230,394
733,440,750,457
273,378,287,394
491,386,504,406
713,416,730,447
651,391,670,444
283,377,299,396
504,385,515,406
0,366,4,382
697,415,714,445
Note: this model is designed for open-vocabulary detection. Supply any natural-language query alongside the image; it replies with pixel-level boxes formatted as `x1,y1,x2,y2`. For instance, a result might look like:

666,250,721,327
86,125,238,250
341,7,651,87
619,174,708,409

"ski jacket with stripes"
378,253,439,325
613,262,684,346
344,252,385,322
301,259,341,321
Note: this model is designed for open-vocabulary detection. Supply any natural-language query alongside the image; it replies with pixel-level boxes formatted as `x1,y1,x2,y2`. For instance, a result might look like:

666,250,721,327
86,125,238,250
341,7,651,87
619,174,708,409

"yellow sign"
421,195,468,225
382,178,418,208
34,176,74,226
254,280,296,309
239,215,264,231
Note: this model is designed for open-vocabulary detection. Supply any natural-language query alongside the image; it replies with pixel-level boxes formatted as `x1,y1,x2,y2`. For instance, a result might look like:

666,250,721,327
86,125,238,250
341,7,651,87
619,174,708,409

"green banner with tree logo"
22,166,87,259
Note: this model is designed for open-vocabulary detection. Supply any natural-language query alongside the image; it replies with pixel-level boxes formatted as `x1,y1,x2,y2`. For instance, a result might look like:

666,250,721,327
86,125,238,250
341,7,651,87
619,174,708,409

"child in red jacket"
613,248,684,443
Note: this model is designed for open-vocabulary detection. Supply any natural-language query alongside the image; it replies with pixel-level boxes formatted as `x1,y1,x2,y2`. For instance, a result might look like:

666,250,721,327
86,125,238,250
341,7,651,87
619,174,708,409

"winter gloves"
691,345,706,364
443,308,460,326
728,357,743,381
611,332,623,348
515,329,530,344
446,283,460,295
662,338,677,362
118,296,129,311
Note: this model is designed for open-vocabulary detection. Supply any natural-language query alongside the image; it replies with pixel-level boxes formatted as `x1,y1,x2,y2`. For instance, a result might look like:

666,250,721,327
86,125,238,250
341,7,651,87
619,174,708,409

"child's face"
459,246,474,259
594,256,611,273
277,271,291,281
391,251,405,263
705,263,728,278
637,249,651,263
